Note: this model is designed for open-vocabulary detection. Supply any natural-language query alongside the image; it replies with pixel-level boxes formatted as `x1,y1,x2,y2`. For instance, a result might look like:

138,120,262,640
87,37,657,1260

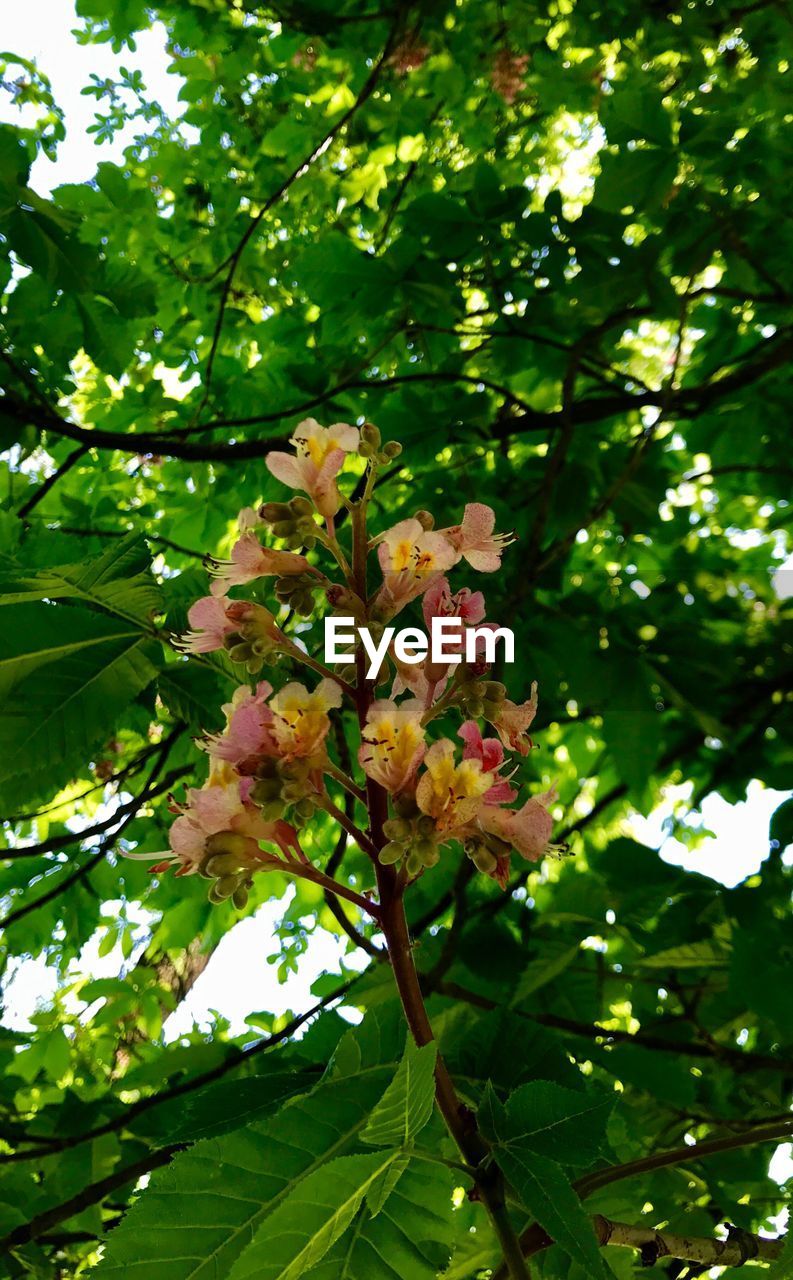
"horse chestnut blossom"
151,417,559,913
265,418,360,518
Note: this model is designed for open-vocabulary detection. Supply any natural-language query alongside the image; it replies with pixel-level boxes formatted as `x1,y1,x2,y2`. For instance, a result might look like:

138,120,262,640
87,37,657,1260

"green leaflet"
483,1080,614,1169
94,1069,392,1280
360,1038,438,1148
227,1151,400,1280
0,605,159,803
495,1148,608,1280
365,1153,410,1219
307,1159,457,1279
158,662,229,733
482,1080,614,1279
0,533,162,622
637,940,728,969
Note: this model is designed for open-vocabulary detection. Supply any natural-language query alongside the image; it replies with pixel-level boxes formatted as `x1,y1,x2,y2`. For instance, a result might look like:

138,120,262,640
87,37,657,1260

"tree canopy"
0,1,791,1277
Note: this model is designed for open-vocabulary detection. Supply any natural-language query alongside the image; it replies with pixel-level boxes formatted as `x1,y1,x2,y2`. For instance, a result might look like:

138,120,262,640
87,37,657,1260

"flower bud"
484,681,506,701
205,831,256,861
215,873,241,899
360,422,381,448
413,509,434,530
383,818,410,841
204,852,243,877
394,792,420,819
472,847,497,874
358,441,375,459
250,778,281,805
232,885,249,910
382,440,402,460
259,502,292,523
378,841,405,865
467,697,485,718
289,496,314,517
405,850,423,878
413,837,436,863
293,797,315,824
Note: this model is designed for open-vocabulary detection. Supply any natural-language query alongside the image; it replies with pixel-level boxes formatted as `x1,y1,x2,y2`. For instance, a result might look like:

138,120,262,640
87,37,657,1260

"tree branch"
0,767,190,932
16,444,89,519
433,980,785,1073
0,979,355,1166
192,21,402,421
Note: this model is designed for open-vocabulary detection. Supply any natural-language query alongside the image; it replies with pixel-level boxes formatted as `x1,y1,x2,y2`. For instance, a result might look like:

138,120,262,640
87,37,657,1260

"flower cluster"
152,418,557,909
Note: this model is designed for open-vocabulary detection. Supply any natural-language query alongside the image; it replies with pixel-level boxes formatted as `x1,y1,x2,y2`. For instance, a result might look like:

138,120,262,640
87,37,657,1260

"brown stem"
350,488,528,1277
257,853,380,919
318,795,379,861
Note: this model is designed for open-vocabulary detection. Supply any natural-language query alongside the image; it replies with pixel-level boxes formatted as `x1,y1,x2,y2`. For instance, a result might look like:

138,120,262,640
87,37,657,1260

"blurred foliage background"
0,0,791,1276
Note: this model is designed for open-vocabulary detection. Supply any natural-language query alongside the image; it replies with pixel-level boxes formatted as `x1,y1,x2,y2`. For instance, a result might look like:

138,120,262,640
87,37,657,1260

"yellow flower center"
301,434,339,467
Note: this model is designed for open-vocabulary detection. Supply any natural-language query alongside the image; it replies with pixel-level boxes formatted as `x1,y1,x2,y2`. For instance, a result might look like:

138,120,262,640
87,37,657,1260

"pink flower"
490,682,538,756
176,596,237,654
422,578,486,630
479,786,556,862
458,721,517,804
440,503,515,572
265,418,360,518
175,598,282,656
208,531,312,597
421,576,488,686
359,699,426,794
375,519,457,616
416,739,494,835
201,682,275,767
167,761,296,873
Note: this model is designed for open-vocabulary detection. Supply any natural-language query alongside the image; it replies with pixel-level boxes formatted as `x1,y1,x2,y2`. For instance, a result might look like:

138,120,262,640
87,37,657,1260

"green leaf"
770,796,793,850
227,1152,400,1280
94,1070,392,1279
308,1158,456,1278
158,661,228,733
364,1152,409,1218
0,604,159,802
487,1080,613,1169
163,1073,313,1143
0,533,162,621
483,1082,613,1277
638,940,727,969
360,1039,437,1148
493,1148,608,1279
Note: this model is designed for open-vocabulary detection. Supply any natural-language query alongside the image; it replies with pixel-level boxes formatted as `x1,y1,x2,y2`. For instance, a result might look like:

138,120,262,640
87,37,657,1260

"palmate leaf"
227,1151,400,1280
306,1158,457,1279
94,1070,393,1280
360,1038,437,1148
0,533,162,621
